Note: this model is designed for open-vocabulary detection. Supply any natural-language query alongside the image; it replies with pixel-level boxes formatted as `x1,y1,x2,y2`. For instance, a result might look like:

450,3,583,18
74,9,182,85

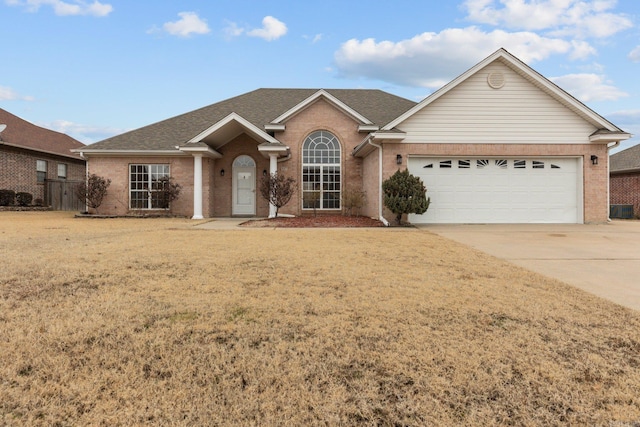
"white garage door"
407,157,581,224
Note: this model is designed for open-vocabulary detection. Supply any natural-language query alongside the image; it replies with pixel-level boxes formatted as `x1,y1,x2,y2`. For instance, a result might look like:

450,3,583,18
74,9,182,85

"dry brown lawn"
1,212,640,426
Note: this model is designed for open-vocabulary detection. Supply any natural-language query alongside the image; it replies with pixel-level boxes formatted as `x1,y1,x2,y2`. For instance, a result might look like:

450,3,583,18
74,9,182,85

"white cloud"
549,73,628,102
462,0,632,39
247,16,287,41
6,0,113,17
304,33,323,43
223,16,287,42
0,85,34,101
45,119,128,143
223,20,244,39
629,46,640,62
334,26,587,89
161,12,210,38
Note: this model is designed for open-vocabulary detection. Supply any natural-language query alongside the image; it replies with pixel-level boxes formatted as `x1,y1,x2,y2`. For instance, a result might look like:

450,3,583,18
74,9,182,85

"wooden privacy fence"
46,180,84,211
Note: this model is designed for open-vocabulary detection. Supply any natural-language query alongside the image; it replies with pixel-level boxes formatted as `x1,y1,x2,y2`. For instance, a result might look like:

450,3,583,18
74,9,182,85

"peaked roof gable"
383,48,628,140
0,108,84,160
271,89,374,125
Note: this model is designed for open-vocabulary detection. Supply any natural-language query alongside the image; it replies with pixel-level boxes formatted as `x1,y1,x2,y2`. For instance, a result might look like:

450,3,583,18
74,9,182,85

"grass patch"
1,211,640,426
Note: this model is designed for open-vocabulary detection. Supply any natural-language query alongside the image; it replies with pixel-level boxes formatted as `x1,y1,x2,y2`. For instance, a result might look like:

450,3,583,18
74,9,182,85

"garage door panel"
408,157,579,224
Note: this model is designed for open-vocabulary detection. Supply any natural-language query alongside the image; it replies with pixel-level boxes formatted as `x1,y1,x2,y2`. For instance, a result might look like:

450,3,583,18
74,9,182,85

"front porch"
179,115,289,219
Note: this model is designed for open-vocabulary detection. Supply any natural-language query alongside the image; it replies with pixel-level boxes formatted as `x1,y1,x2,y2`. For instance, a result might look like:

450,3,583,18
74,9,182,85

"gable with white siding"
397,60,596,144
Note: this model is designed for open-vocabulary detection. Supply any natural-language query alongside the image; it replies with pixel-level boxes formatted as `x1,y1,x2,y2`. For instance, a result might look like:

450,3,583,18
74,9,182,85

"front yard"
1,212,639,426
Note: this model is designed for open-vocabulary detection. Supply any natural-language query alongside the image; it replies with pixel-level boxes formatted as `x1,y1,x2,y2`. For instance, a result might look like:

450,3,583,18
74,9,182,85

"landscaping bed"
241,214,384,228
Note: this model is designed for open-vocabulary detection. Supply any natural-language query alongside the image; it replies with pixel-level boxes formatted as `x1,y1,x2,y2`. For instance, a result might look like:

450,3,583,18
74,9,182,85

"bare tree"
75,174,111,214
259,172,296,217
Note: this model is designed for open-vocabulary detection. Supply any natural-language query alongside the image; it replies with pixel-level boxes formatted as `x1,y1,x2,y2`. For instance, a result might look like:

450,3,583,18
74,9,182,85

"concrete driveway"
420,221,640,312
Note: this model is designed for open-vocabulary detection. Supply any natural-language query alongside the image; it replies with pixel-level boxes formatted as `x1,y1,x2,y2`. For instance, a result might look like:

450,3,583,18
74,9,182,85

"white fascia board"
271,89,373,125
371,131,406,141
178,146,222,158
383,48,625,133
188,112,279,144
589,132,632,143
258,144,289,153
352,134,373,157
265,124,285,132
352,131,407,157
75,149,185,157
358,125,379,132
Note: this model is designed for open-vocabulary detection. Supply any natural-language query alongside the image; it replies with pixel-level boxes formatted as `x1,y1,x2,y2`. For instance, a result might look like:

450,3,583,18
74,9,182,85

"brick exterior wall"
377,142,610,223
85,98,612,223
610,172,640,217
0,145,85,203
361,148,380,219
88,156,196,216
274,98,364,217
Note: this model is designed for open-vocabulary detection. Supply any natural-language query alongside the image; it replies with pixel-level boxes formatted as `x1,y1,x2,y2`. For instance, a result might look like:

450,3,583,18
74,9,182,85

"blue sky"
1,0,639,152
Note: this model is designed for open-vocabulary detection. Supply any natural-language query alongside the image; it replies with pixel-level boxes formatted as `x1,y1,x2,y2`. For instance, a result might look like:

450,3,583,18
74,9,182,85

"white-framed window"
302,130,341,210
129,164,170,209
57,163,67,179
36,160,47,183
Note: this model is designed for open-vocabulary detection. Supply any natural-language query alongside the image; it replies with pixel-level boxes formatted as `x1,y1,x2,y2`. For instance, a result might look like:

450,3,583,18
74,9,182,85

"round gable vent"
487,72,505,89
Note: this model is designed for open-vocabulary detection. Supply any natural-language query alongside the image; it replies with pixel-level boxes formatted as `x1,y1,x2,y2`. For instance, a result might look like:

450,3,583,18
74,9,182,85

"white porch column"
192,153,204,219
268,153,278,218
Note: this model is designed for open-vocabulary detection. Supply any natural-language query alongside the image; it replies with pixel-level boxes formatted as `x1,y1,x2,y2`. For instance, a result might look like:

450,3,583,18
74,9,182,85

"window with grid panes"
36,160,47,183
129,164,170,209
302,131,341,209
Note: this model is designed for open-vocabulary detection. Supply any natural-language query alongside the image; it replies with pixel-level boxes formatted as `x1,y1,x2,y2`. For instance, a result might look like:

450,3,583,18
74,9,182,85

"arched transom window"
302,130,341,210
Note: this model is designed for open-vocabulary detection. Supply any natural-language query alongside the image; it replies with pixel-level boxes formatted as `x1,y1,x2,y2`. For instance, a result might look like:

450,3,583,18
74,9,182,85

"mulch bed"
240,215,384,228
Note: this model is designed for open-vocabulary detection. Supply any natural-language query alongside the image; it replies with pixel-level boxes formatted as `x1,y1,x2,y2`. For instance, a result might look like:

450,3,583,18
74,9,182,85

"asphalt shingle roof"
611,143,640,173
0,108,84,160
84,89,417,151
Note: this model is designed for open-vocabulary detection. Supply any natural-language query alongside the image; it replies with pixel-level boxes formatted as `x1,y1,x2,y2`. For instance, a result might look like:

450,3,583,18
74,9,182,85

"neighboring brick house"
77,49,630,224
0,108,85,207
610,143,640,218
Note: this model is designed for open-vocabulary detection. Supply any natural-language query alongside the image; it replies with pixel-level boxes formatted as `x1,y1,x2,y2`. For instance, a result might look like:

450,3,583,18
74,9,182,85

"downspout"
367,136,390,227
606,140,620,222
277,153,291,163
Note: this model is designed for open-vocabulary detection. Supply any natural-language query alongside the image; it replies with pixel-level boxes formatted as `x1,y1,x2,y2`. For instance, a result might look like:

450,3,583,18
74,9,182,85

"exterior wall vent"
487,72,505,89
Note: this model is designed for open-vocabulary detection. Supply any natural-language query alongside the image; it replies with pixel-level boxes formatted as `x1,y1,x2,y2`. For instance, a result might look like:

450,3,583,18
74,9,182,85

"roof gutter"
366,136,389,227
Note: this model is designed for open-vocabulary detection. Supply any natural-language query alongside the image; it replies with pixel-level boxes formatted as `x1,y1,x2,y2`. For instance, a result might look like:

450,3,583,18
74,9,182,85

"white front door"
232,155,256,215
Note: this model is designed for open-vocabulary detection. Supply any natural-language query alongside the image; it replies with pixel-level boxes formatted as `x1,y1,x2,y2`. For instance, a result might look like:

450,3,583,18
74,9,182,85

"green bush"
382,169,430,225
15,192,33,206
0,189,15,206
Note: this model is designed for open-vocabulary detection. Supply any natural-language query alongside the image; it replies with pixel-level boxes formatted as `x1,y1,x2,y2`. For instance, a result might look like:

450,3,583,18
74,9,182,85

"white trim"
589,132,631,143
188,112,279,144
383,48,626,133
77,149,186,157
358,125,379,132
268,153,278,218
352,131,407,157
232,155,257,216
192,154,203,219
178,146,223,158
265,124,285,132
257,144,289,153
271,89,373,125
